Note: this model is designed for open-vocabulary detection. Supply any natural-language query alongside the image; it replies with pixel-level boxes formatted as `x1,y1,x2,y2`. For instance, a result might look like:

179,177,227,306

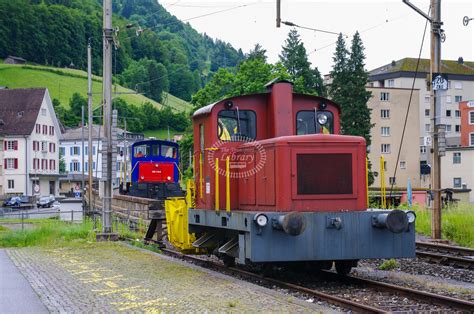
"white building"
0,88,62,196
59,125,144,194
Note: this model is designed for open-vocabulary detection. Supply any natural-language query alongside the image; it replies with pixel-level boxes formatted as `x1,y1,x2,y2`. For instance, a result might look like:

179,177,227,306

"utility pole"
403,0,444,240
81,105,85,218
98,0,117,240
87,38,93,215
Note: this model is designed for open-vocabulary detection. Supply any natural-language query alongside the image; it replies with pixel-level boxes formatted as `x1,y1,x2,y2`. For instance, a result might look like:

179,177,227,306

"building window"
36,124,41,134
116,162,120,171
425,109,430,116
387,79,395,87
93,146,96,155
49,126,55,136
446,95,452,104
455,110,460,118
470,133,474,146
389,177,396,185
49,159,55,170
59,147,65,156
420,146,427,154
425,95,430,103
400,161,406,169
42,159,48,170
93,161,96,170
33,158,39,170
453,152,461,164
71,146,80,155
446,125,452,132
455,95,462,103
41,141,47,152
381,144,391,154
5,158,18,169
70,161,80,172
380,109,390,119
470,111,474,124
446,110,451,117
380,92,390,101
453,177,462,188
455,125,461,133
5,140,18,151
425,124,431,132
49,143,56,153
42,125,47,134
8,180,14,189
447,81,451,89
381,126,390,136
41,108,46,116
85,162,88,171
454,81,462,90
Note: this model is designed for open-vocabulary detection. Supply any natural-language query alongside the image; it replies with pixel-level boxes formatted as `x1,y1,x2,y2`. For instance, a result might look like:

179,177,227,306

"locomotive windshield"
134,144,149,157
217,110,256,141
161,145,177,158
296,110,334,135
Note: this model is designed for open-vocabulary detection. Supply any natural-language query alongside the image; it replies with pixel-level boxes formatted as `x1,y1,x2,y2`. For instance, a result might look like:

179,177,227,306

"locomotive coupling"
271,212,307,236
372,209,415,233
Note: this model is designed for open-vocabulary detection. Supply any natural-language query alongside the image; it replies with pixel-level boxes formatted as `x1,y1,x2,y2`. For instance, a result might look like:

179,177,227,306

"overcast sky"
160,0,474,75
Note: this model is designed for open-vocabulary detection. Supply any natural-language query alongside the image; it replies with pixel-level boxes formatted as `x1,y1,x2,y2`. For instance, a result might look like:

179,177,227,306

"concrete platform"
5,243,334,312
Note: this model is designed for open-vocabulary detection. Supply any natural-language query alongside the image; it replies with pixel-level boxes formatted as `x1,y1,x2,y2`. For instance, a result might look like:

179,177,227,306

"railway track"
153,247,474,313
416,241,474,269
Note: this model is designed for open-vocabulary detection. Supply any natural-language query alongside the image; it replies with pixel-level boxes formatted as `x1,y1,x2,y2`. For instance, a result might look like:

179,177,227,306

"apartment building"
0,88,62,196
367,87,422,188
441,100,474,203
369,58,474,163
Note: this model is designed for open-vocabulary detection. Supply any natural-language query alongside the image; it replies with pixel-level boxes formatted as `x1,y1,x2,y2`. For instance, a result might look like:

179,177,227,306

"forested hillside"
0,0,245,102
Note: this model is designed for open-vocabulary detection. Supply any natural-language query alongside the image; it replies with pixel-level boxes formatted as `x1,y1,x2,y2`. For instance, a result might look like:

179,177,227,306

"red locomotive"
167,79,415,275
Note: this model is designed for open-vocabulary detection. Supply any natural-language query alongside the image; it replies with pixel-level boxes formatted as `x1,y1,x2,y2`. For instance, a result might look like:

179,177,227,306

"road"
0,201,84,222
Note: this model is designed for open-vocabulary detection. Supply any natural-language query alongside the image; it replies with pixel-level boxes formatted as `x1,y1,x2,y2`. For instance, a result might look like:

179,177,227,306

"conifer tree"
330,32,374,185
279,29,324,95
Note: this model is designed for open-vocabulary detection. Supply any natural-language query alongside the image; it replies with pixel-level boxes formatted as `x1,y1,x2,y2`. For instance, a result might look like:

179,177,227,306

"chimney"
458,57,464,64
265,78,293,137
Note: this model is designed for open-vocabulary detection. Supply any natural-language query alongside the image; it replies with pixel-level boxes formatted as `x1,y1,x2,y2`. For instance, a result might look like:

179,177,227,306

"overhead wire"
389,6,431,198
308,15,405,55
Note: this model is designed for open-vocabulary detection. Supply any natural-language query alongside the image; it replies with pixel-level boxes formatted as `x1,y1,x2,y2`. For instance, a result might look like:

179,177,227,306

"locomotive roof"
132,139,179,147
192,93,340,119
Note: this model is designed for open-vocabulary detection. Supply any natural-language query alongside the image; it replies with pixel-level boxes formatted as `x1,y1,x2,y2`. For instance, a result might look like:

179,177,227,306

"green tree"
246,43,267,62
148,61,169,102
279,29,324,95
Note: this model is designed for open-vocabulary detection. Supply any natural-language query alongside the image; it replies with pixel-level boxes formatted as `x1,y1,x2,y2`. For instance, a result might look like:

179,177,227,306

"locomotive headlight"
254,213,268,227
406,211,416,224
167,176,171,181
317,113,328,125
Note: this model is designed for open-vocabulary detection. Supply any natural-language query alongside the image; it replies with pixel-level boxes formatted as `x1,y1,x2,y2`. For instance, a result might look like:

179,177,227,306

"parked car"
4,196,22,207
37,196,56,208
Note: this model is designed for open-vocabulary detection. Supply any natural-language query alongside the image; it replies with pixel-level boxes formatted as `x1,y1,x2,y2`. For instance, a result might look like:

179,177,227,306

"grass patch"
0,64,191,112
378,259,399,271
0,220,95,247
0,225,9,232
399,203,474,248
143,128,183,140
0,218,145,248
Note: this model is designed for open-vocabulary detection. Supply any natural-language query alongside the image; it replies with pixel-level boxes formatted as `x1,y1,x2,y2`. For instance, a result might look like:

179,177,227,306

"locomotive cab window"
218,110,256,141
296,110,334,135
161,145,177,158
134,144,148,158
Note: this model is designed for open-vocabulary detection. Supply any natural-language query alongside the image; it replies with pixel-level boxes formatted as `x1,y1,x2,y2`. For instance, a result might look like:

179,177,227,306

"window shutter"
13,141,18,150
3,141,6,151
70,147,73,155
70,163,72,171
14,158,18,169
